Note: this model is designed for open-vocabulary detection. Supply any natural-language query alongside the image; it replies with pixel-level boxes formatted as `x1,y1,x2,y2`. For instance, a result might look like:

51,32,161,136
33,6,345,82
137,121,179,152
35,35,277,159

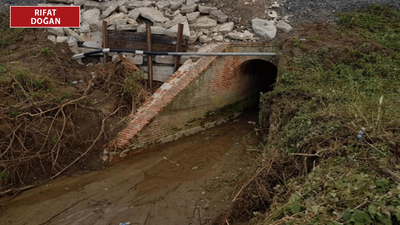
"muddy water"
0,111,260,225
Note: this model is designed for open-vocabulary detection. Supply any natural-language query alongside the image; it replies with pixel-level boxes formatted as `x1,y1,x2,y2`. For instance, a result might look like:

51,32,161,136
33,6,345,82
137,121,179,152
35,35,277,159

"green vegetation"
120,70,144,99
40,46,53,56
0,11,27,49
255,5,400,225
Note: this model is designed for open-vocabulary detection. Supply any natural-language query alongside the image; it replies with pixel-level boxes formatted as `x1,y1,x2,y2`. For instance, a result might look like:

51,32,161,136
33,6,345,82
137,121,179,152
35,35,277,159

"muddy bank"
0,111,261,225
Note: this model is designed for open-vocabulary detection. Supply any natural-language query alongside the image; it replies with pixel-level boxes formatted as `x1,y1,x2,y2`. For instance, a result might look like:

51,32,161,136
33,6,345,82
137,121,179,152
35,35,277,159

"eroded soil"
0,111,261,225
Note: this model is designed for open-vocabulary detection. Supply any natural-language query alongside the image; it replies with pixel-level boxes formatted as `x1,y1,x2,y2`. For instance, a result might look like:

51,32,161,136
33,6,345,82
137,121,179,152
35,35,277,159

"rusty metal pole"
174,24,184,72
146,23,153,90
102,21,108,64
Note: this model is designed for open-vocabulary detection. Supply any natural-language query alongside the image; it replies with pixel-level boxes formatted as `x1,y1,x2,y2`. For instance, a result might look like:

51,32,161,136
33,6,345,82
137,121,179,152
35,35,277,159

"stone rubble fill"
41,0,291,65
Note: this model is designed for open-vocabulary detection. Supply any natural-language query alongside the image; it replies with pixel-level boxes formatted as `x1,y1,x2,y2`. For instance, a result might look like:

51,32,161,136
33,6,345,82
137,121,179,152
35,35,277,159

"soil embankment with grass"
217,5,400,225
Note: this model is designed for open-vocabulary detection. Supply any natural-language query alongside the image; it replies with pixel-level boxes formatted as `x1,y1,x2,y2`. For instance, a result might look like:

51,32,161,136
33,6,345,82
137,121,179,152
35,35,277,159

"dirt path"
0,111,260,225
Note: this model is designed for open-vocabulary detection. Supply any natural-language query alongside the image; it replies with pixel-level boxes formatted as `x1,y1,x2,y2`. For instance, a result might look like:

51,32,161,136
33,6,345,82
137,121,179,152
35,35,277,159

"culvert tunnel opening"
236,59,278,111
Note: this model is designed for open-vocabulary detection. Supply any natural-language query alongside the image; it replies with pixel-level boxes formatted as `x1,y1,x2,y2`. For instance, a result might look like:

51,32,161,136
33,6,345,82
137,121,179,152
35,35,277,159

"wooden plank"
174,24,184,72
108,30,188,50
146,23,153,90
108,40,178,52
102,21,108,64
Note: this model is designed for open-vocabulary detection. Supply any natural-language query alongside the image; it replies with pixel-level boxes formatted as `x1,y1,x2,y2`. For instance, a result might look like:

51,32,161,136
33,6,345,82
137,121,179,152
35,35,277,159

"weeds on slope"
215,4,400,225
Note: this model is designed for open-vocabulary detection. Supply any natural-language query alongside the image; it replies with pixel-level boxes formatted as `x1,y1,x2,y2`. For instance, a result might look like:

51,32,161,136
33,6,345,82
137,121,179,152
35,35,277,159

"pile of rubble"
43,0,292,62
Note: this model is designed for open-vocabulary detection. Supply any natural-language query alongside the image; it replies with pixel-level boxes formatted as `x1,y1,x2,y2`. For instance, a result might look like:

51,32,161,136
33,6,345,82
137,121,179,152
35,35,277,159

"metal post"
102,21,108,64
174,24,184,72
146,23,153,90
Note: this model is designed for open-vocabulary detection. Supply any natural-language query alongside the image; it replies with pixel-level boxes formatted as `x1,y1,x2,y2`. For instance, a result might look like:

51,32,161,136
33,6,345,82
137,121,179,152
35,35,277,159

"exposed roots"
0,55,154,196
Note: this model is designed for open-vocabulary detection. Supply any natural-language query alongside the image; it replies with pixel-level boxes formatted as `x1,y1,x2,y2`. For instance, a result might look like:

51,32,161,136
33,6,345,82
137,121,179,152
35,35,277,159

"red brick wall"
103,44,278,160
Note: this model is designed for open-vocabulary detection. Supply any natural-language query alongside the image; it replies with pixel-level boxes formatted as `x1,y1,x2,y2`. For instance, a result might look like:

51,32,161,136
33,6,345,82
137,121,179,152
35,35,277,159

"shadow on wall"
236,59,278,100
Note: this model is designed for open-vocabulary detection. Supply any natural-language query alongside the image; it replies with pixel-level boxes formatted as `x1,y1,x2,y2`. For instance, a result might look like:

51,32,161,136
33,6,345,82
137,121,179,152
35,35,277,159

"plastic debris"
357,127,366,140
234,142,240,146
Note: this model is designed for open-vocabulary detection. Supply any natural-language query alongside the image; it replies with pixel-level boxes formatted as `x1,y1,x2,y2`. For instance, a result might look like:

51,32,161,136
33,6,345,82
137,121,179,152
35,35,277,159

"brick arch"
236,59,278,93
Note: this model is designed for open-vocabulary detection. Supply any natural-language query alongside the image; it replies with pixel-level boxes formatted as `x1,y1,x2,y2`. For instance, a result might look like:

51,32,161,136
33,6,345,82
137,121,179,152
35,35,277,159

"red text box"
10,6,80,28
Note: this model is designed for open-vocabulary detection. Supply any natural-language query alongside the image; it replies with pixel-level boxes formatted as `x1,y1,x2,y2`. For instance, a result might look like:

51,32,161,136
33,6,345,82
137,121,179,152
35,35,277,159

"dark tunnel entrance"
235,59,278,109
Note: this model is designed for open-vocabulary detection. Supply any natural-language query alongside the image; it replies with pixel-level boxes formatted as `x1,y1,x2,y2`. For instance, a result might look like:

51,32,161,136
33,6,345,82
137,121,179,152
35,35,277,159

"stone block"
156,1,170,11
124,54,143,65
193,16,217,29
73,0,85,6
47,0,73,3
165,20,190,39
47,35,56,44
78,22,90,34
114,19,127,26
142,66,176,82
127,1,152,9
210,10,228,23
100,1,119,19
138,7,170,23
119,5,128,14
186,11,200,23
169,0,182,11
56,36,68,43
228,31,253,40
163,15,186,28
83,1,100,10
199,35,212,43
276,20,292,33
103,13,126,25
219,22,234,33
47,28,65,36
127,9,140,20
198,4,217,14
181,4,197,14
251,18,276,39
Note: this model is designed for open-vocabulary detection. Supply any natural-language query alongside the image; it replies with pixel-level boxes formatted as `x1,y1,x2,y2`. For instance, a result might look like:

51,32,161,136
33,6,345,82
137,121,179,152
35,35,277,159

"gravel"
281,0,400,25
0,0,46,7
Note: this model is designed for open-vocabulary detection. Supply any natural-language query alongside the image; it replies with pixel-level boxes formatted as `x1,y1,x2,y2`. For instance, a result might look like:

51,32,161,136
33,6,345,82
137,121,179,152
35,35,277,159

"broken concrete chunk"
100,1,119,19
127,1,152,9
127,18,139,26
228,31,253,40
56,36,68,43
186,11,200,23
219,22,234,33
73,0,85,6
276,20,292,33
163,15,187,28
169,1,182,11
267,10,278,19
199,35,212,43
103,13,126,25
198,4,217,14
181,4,197,14
127,8,140,20
138,7,170,23
156,1,170,11
194,16,217,29
46,28,65,36
251,18,276,39
119,5,128,14
188,30,198,44
47,0,73,3
210,10,228,23
124,54,143,65
82,8,101,31
165,20,190,39
114,19,128,26
84,1,100,10
47,35,56,44
78,22,90,34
